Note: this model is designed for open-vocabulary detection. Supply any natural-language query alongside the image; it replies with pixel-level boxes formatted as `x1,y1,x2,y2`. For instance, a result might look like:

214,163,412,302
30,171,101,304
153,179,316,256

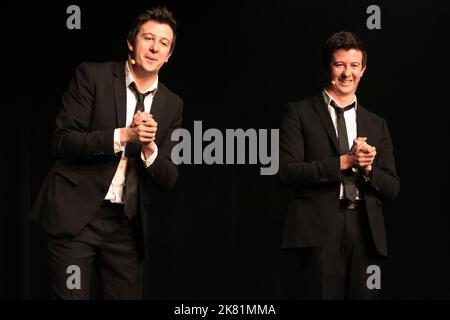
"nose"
150,40,159,53
343,66,352,78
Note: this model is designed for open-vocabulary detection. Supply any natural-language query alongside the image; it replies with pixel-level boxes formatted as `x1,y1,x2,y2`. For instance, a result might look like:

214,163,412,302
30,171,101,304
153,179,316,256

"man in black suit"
32,7,183,299
280,31,399,299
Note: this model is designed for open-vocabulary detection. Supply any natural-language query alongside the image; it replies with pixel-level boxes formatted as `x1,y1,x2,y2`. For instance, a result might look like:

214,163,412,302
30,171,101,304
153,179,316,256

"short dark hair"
322,31,367,69
127,6,177,52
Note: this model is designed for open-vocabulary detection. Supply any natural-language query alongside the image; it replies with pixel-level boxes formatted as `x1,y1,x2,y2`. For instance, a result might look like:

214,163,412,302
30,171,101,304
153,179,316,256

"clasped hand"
124,111,158,158
127,111,158,144
349,137,376,174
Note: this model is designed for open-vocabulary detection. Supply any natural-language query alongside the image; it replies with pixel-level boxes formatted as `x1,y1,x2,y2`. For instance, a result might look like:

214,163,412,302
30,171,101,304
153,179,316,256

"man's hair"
322,31,367,69
127,6,177,52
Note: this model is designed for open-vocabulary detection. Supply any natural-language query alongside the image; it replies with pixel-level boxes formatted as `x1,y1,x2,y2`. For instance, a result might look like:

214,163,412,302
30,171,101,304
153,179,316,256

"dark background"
1,0,449,299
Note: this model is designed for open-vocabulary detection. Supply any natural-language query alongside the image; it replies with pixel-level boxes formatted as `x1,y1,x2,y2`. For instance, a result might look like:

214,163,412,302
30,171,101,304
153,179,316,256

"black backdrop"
1,0,450,299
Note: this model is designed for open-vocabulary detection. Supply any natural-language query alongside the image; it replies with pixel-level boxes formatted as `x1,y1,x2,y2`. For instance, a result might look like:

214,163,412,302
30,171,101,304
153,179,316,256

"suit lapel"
150,85,166,145
312,95,340,153
356,103,369,140
112,61,127,128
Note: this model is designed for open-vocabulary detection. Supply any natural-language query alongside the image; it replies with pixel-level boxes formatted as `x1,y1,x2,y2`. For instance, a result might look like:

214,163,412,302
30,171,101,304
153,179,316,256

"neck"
326,87,355,107
128,60,157,91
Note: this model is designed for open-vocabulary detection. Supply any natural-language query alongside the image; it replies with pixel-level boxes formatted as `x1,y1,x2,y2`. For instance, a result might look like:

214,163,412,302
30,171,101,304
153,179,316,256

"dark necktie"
125,82,155,158
124,82,154,219
129,81,153,114
330,100,358,203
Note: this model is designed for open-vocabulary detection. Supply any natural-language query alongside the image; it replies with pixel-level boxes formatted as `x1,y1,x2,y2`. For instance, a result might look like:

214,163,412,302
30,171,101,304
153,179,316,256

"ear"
165,52,172,63
127,40,134,52
360,65,367,77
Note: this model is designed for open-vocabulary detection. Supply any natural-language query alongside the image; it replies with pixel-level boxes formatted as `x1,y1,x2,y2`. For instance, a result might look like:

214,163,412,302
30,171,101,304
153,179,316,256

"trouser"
298,201,385,299
47,201,143,299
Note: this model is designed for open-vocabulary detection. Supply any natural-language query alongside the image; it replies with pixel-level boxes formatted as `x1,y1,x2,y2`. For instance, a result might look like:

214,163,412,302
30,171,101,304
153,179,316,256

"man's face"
128,20,174,75
328,48,366,97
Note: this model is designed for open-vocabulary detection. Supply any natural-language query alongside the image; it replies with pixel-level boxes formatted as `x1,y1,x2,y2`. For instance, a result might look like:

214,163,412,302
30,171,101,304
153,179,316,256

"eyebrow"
142,32,171,42
334,61,361,65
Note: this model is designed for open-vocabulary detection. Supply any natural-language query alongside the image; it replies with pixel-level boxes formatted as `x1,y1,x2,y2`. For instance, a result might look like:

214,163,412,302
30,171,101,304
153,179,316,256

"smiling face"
327,48,366,99
127,20,174,77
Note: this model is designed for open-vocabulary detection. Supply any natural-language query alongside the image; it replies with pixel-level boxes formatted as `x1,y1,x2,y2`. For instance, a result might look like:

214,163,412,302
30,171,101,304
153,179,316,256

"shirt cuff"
113,128,124,153
141,144,158,168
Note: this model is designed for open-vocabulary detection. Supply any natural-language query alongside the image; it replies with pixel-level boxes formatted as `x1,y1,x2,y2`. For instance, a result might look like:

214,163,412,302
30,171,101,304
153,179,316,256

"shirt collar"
125,61,158,94
322,89,358,111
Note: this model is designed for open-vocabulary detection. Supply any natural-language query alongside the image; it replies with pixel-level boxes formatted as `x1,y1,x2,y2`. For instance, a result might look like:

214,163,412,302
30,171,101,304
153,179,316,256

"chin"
338,86,356,94
139,65,155,74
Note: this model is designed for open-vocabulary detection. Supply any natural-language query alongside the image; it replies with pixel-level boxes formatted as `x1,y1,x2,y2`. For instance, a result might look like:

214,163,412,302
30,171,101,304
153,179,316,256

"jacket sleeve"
364,120,400,201
144,97,183,190
279,103,341,188
52,63,115,159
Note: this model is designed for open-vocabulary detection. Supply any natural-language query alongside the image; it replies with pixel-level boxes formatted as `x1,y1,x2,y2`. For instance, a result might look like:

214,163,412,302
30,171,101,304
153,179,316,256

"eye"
161,42,168,47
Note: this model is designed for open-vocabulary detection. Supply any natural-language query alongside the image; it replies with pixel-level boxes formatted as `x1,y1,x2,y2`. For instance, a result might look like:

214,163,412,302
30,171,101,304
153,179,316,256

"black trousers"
47,202,143,299
297,202,385,300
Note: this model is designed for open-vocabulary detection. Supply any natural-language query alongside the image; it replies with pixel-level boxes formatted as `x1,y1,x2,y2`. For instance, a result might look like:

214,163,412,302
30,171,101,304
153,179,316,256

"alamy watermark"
366,5,381,30
171,121,279,175
66,265,81,290
366,264,381,290
66,5,81,30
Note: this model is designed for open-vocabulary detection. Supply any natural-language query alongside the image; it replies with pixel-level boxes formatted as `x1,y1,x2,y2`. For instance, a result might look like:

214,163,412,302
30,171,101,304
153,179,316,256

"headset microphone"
129,52,136,65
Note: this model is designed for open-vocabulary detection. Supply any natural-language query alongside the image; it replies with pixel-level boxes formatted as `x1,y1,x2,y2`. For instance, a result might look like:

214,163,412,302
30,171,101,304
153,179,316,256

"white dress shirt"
104,61,159,204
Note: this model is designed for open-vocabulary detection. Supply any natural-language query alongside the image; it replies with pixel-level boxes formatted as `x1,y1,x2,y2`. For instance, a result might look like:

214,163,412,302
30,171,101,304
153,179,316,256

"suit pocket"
53,168,81,186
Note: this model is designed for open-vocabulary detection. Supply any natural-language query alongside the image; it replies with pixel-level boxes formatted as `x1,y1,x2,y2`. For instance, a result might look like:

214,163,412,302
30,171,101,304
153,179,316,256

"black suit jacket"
279,94,399,256
31,61,183,244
